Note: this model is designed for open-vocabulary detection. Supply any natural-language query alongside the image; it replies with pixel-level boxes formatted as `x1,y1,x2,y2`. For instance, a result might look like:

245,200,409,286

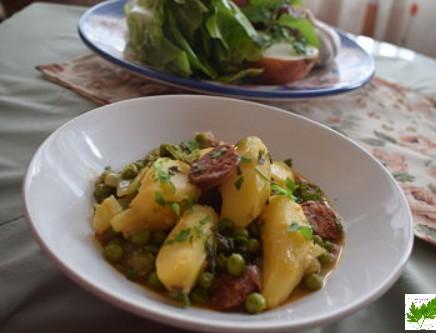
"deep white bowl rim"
23,95,414,332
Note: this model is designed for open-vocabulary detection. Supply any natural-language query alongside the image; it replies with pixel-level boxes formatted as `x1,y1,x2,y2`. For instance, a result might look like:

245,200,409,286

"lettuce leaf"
124,0,317,82
278,14,320,48
125,0,192,76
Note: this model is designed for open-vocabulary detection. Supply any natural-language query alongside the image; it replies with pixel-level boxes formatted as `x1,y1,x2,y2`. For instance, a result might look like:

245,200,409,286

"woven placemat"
37,54,436,245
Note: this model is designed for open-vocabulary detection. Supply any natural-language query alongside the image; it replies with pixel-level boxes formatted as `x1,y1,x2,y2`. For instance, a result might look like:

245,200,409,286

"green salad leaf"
125,0,318,82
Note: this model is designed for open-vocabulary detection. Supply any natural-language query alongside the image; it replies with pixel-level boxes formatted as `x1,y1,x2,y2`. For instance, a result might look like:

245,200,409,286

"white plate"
78,0,375,100
23,95,413,332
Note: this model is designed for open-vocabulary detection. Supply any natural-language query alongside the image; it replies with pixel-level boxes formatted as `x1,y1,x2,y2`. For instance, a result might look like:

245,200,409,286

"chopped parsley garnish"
256,167,297,200
210,147,227,159
165,216,210,245
234,176,244,190
165,228,191,245
294,182,324,203
283,158,293,168
192,216,211,240
153,159,175,191
154,191,166,206
255,167,270,182
240,156,252,164
288,222,313,240
170,202,181,216
180,139,199,153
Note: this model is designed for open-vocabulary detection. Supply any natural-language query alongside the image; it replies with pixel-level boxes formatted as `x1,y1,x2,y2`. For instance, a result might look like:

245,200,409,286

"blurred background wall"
1,0,435,58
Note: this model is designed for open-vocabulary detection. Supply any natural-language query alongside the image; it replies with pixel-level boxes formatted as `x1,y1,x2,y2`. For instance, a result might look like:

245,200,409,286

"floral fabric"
38,55,436,245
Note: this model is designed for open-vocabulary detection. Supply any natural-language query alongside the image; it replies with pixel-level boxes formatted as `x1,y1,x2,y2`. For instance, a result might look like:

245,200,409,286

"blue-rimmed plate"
78,0,375,100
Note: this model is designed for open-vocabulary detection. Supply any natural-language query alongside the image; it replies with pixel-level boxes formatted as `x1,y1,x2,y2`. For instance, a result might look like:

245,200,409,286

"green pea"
319,253,335,267
233,228,249,239
245,293,266,314
104,172,121,188
130,229,150,246
247,239,261,253
313,235,324,247
103,243,123,262
159,144,172,157
234,236,249,247
127,253,154,277
304,273,323,290
147,272,163,290
198,272,214,289
217,254,228,270
122,163,138,179
195,131,216,148
94,184,112,203
227,253,246,277
323,240,336,253
190,287,208,304
152,231,167,246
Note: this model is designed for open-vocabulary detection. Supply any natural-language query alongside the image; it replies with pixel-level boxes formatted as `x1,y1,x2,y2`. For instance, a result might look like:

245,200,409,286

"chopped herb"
165,216,209,245
154,191,166,206
255,167,270,182
256,167,297,199
240,156,252,164
153,159,175,191
199,216,211,226
181,139,199,154
210,147,227,159
285,177,297,193
288,222,313,240
170,202,181,216
165,228,191,245
283,158,293,168
234,176,244,190
192,216,211,240
175,228,191,242
295,182,324,202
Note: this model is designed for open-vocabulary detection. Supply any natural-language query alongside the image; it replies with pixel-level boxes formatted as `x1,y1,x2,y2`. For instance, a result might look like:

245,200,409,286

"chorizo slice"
210,266,260,310
302,200,343,242
189,145,238,189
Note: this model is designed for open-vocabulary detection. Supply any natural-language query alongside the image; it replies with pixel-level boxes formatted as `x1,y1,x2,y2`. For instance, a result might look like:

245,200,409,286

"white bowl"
23,95,413,332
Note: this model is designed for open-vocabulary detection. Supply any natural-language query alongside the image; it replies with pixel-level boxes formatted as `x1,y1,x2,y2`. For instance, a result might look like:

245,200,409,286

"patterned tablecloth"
38,54,436,245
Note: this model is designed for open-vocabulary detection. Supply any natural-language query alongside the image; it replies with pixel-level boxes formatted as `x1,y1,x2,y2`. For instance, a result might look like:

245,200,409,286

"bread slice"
252,43,319,85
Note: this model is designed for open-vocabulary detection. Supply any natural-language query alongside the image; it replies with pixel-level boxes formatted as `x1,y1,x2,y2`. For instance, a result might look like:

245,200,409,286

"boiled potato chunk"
220,136,271,228
92,195,122,233
261,196,312,309
110,158,200,236
156,205,217,294
271,160,295,186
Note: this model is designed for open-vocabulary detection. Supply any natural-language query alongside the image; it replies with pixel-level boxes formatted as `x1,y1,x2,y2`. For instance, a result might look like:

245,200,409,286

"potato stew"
91,132,344,314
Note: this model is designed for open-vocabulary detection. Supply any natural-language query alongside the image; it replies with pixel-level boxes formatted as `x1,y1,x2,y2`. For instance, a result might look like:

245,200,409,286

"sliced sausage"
302,200,343,242
189,145,238,189
210,266,260,310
